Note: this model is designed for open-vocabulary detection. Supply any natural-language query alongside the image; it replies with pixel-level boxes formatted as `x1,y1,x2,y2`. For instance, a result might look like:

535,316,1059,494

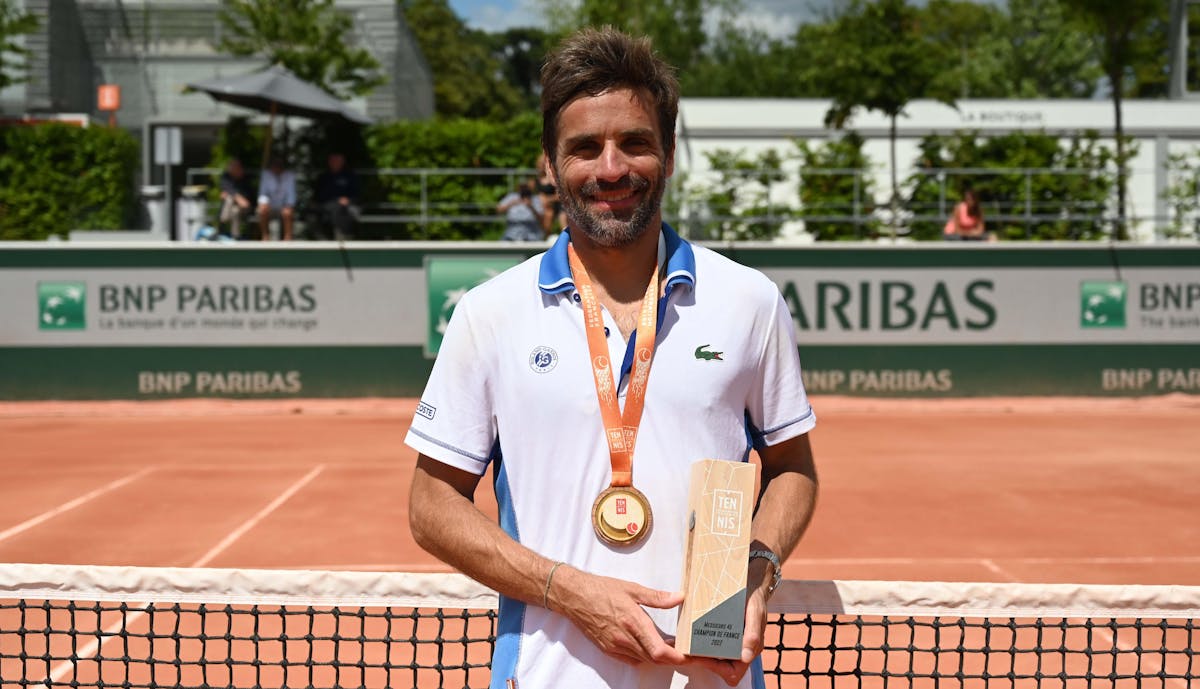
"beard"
557,168,665,248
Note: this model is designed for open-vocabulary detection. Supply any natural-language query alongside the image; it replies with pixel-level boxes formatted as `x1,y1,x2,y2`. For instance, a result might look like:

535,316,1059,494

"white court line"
190,464,326,567
33,464,327,689
0,467,156,544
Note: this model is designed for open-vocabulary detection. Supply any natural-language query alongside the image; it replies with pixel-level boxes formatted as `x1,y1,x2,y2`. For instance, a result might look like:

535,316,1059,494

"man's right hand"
548,565,688,668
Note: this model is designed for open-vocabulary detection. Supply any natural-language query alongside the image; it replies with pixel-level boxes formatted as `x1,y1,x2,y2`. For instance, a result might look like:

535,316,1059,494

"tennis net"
1,563,1196,688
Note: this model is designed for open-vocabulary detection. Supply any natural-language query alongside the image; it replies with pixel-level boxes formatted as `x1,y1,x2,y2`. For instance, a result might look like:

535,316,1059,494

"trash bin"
176,185,210,242
139,185,168,237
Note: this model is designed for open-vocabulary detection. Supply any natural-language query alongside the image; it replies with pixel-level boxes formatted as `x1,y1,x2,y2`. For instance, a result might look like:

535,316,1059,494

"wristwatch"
749,548,782,596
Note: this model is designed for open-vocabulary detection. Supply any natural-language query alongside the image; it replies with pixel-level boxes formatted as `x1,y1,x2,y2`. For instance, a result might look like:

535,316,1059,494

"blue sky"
448,0,1006,38
447,0,832,37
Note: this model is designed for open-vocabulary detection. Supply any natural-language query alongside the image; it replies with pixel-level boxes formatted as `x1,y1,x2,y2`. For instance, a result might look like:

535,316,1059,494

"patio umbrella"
186,65,372,168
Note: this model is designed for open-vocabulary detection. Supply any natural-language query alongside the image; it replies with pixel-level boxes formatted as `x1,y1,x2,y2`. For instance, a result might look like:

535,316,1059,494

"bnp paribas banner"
0,244,1196,399
10,269,427,346
761,268,1199,345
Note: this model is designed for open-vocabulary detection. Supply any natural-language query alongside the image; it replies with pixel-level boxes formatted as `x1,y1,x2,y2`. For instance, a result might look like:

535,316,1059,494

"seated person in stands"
312,152,361,240
217,157,254,238
257,155,297,241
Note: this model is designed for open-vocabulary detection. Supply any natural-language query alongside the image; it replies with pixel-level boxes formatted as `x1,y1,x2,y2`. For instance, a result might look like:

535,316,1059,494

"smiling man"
406,27,819,689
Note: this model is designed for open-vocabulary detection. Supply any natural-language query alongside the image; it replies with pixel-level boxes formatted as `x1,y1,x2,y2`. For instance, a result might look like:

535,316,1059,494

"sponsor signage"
424,256,521,356
5,269,427,346
762,268,1199,344
1,246,1196,399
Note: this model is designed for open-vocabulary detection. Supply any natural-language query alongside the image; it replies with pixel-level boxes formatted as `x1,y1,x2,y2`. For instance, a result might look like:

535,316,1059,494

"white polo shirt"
405,225,815,689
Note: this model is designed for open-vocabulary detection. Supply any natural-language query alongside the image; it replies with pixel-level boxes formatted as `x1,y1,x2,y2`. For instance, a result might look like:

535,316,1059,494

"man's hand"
550,565,688,668
686,557,775,686
683,586,769,685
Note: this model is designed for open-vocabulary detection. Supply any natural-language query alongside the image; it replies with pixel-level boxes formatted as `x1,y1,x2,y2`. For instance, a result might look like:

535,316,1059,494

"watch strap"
749,548,782,595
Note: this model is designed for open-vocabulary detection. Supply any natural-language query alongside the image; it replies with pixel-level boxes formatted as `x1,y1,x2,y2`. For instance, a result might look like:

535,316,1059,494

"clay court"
2,395,1198,587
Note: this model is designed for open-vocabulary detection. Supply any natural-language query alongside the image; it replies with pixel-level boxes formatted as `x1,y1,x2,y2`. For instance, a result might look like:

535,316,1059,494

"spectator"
313,151,361,240
497,179,546,241
535,152,566,233
943,187,990,241
257,155,297,241
217,157,254,239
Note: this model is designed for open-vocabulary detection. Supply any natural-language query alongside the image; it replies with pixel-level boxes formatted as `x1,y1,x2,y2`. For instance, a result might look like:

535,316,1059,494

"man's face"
550,88,673,248
329,154,345,172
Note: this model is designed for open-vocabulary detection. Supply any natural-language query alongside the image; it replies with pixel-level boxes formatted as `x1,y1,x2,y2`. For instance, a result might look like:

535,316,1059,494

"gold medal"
592,486,652,545
568,244,661,548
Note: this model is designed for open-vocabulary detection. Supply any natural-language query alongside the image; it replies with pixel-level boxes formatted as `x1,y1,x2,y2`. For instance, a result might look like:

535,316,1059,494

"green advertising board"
424,255,522,357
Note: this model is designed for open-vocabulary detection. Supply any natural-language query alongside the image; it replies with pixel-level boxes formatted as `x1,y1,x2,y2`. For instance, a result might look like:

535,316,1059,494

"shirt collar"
537,223,696,296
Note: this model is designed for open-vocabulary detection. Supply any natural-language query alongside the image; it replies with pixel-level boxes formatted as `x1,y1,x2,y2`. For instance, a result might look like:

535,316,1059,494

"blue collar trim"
537,223,696,295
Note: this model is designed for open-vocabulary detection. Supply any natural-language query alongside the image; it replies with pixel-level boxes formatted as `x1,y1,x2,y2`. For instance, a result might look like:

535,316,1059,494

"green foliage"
217,0,384,99
539,0,737,77
995,0,1103,98
794,133,879,241
816,0,955,234
919,0,1008,99
1163,152,1200,240
687,148,788,241
906,130,1123,241
818,0,953,128
483,27,555,112
0,0,37,92
402,0,525,120
363,112,543,239
0,124,139,240
1062,0,1161,239
681,22,824,97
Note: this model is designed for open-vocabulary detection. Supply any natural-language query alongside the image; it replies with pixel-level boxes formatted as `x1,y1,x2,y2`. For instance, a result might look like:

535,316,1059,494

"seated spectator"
312,152,361,240
257,155,296,241
217,157,254,239
497,180,546,242
944,187,990,241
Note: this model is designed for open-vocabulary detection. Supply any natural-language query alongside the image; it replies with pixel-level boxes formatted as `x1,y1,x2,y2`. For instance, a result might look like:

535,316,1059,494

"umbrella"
186,65,372,167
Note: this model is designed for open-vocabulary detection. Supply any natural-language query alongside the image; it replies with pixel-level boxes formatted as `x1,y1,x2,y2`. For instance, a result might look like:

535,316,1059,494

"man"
407,27,818,689
496,179,546,241
256,155,296,241
313,151,361,240
217,157,254,239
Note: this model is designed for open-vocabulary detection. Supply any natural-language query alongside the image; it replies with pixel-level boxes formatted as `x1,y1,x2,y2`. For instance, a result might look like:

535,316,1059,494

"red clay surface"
2,395,1199,586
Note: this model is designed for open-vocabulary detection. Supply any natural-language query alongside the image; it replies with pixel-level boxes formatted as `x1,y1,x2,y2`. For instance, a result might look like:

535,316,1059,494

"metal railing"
182,165,1200,242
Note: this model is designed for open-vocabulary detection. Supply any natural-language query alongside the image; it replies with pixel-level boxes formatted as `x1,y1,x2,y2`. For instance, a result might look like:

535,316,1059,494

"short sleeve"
745,291,815,449
404,293,498,475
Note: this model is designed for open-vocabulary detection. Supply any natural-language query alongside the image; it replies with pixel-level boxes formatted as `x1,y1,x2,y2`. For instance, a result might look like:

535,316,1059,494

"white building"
675,98,1200,242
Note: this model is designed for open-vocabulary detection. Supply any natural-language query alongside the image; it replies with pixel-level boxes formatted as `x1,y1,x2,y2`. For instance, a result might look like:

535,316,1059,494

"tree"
1062,0,1160,240
402,0,524,120
816,0,953,238
538,0,739,77
919,0,1007,99
217,0,383,99
483,27,555,111
682,20,828,97
996,0,1103,98
0,0,37,94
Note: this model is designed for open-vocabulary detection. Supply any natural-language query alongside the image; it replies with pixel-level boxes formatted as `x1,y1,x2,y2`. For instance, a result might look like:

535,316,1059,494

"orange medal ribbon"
568,243,660,545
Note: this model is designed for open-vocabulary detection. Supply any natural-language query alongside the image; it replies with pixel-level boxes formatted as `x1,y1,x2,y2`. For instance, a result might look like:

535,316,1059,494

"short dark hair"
539,26,679,165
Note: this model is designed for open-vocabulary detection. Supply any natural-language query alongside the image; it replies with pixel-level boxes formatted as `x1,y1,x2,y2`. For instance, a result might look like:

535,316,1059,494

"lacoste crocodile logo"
694,345,723,361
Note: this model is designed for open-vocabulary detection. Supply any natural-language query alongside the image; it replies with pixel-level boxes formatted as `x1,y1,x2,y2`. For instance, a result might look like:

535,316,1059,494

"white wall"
675,99,1200,241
